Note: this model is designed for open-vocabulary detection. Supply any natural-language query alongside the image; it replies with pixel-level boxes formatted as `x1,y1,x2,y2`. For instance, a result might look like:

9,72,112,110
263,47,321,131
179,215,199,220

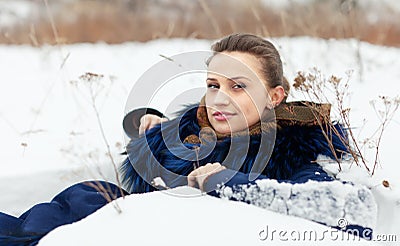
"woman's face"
206,51,273,134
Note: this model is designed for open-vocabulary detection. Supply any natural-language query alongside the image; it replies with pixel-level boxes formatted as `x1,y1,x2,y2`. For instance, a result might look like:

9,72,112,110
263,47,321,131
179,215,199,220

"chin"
210,122,231,134
215,128,232,134
216,125,248,134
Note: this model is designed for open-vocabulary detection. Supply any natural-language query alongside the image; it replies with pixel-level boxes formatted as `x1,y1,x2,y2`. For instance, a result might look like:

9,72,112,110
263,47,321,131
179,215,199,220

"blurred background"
0,0,399,46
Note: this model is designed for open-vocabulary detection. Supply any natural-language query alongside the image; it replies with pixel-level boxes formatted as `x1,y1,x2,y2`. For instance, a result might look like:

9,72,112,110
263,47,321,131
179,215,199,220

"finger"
205,163,212,168
139,115,155,135
187,172,198,188
140,115,165,135
199,164,226,192
188,169,199,178
139,116,147,135
139,122,151,135
187,176,197,188
212,165,225,174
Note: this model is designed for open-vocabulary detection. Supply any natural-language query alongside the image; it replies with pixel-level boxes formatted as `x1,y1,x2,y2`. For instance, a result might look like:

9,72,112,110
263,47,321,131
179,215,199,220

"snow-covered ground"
0,37,399,245
39,186,378,246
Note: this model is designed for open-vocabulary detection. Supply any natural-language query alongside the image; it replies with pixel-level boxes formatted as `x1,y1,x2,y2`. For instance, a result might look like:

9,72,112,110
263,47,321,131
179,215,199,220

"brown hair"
209,33,290,100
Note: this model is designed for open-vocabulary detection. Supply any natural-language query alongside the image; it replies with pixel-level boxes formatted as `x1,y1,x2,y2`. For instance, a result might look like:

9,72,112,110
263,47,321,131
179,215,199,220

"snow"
0,0,37,27
0,37,399,245
219,179,378,228
39,186,377,246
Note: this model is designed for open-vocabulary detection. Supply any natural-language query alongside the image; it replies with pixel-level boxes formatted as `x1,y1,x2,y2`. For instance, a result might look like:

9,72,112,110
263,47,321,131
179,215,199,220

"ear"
268,85,285,107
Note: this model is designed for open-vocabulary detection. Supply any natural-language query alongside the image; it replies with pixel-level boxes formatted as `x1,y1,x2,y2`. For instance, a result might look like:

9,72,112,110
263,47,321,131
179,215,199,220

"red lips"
212,111,235,121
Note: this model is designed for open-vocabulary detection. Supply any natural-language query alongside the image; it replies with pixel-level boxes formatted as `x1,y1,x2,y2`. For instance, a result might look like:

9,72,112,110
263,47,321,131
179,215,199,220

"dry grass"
1,0,400,46
293,69,400,175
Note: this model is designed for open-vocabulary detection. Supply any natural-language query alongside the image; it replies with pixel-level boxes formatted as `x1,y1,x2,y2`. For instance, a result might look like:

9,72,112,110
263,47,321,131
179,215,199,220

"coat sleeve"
0,181,127,245
123,107,167,139
203,164,376,240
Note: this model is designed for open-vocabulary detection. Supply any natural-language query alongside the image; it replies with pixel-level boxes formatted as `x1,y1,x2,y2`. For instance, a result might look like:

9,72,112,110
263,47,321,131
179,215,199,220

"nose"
213,89,230,106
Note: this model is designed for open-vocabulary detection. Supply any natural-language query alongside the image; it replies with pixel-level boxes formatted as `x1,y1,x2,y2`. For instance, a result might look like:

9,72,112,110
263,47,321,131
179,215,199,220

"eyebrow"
206,76,252,82
229,76,252,82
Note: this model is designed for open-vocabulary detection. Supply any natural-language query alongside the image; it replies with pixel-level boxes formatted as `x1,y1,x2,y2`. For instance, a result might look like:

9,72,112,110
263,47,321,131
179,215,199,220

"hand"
187,162,226,191
139,114,168,135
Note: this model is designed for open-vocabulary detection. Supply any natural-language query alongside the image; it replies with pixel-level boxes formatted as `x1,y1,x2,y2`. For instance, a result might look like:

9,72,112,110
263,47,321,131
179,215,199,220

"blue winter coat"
120,104,375,239
120,104,343,193
0,181,126,246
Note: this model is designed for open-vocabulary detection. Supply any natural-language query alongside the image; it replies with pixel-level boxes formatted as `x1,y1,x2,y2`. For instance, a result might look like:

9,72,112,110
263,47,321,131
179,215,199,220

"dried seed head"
329,75,341,84
382,180,390,188
293,71,307,89
79,72,104,83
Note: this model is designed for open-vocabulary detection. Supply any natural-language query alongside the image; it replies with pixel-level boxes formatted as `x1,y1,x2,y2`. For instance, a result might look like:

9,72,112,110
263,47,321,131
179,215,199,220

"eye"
232,83,246,89
207,83,219,89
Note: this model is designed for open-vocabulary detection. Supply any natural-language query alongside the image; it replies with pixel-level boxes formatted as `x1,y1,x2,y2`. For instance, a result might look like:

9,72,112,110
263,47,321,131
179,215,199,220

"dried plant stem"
307,106,342,171
290,14,400,172
193,146,200,170
371,96,400,175
43,0,61,44
76,72,127,213
21,1,69,147
331,74,368,170
340,108,369,171
198,0,222,36
88,85,126,201
85,180,122,214
294,69,400,175
372,126,384,175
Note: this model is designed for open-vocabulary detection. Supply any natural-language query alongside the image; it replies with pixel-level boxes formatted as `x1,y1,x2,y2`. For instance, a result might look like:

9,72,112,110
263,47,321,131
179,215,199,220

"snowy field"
0,37,399,245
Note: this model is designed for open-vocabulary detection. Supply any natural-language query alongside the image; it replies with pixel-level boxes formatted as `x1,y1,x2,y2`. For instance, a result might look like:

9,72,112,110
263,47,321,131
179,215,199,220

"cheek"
205,91,218,105
233,97,256,119
205,97,213,114
240,95,267,120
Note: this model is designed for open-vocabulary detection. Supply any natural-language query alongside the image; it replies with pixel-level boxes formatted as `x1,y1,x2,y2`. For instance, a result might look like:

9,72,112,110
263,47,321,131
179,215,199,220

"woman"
122,33,340,193
121,33,376,238
0,34,376,245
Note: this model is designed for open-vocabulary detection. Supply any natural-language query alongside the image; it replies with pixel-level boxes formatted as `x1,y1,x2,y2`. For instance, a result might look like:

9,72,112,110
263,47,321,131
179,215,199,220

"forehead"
207,52,262,80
